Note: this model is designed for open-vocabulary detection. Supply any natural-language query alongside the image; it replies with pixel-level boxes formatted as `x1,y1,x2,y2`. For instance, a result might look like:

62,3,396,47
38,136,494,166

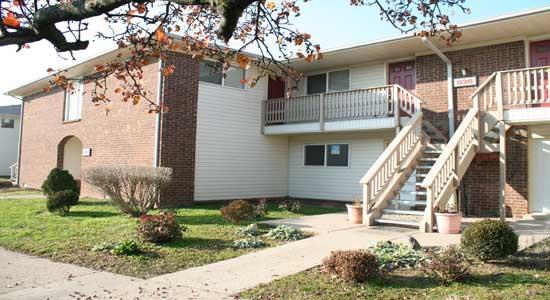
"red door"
268,77,286,100
389,61,416,115
389,61,416,91
530,40,550,106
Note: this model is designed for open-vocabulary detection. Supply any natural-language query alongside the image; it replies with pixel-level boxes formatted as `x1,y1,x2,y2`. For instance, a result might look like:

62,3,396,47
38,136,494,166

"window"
304,145,325,166
304,143,349,167
199,61,245,89
306,70,350,95
64,80,83,122
1,118,14,129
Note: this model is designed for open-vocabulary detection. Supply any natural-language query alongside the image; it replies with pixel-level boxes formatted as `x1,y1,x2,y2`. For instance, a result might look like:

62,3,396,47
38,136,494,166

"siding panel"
194,76,289,200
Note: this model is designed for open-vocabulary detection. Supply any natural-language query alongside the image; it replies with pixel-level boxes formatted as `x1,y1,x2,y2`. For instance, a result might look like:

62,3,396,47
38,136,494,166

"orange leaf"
43,86,51,93
46,68,54,73
114,87,122,94
163,65,175,77
13,0,24,7
3,12,20,28
155,27,167,43
236,53,250,69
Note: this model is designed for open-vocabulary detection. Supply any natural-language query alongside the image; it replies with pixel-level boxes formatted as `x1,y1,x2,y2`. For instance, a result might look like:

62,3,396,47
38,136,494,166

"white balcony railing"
262,85,420,128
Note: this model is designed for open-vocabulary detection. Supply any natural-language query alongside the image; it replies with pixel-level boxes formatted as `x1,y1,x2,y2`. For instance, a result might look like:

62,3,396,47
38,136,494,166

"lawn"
0,197,342,278
241,239,550,300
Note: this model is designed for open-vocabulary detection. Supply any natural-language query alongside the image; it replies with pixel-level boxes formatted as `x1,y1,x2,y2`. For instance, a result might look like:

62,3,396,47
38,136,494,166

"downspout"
154,58,164,167
421,37,455,137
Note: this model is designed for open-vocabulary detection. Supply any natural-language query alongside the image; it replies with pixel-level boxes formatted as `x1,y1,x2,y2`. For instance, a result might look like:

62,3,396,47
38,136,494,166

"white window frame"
198,61,247,90
303,143,350,167
0,118,15,129
305,69,351,95
63,80,83,122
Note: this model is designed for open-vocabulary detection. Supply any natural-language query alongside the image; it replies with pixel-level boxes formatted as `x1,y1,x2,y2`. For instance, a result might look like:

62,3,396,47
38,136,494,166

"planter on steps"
435,212,462,234
346,204,363,224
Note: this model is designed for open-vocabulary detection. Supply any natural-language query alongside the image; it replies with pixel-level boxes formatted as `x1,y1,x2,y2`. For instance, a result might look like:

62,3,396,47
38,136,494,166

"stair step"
375,218,420,228
401,190,427,196
416,173,427,177
416,165,432,169
420,157,438,161
392,200,427,205
383,209,425,216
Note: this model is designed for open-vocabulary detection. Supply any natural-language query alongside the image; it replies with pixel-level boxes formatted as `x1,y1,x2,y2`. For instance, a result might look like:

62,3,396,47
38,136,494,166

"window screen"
224,68,246,89
326,144,349,166
1,118,14,128
304,145,325,166
199,61,223,84
328,70,350,92
306,73,327,95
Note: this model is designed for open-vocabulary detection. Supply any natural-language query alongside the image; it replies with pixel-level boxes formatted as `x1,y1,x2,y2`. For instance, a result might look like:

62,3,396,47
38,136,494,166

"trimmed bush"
264,225,304,241
137,212,185,243
220,200,254,224
46,190,79,215
278,199,302,213
254,198,268,217
41,168,79,196
461,219,518,261
422,245,473,285
322,250,380,282
83,166,171,216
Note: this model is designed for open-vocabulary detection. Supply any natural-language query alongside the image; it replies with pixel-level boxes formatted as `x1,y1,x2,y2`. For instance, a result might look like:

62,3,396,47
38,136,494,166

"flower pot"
435,212,462,234
346,204,363,224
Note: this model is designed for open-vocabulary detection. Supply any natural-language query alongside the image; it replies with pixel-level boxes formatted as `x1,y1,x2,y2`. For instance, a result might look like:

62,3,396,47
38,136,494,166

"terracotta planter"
346,204,363,224
435,212,462,234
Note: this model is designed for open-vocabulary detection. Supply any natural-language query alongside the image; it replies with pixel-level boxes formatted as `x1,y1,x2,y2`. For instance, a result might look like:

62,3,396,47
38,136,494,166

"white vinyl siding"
288,131,394,201
64,81,83,121
0,115,19,176
194,72,288,201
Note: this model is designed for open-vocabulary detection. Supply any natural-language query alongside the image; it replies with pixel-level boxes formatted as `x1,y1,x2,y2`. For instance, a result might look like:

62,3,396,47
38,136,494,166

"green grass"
0,197,342,278
241,239,550,300
0,187,42,195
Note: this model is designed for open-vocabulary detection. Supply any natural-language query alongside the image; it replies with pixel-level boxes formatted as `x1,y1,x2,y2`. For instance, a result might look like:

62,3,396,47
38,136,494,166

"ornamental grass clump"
322,250,380,282
461,219,519,261
137,212,185,243
83,166,171,217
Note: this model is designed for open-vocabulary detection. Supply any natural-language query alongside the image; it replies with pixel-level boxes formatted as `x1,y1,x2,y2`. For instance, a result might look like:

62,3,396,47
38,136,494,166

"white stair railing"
9,162,18,184
360,87,423,225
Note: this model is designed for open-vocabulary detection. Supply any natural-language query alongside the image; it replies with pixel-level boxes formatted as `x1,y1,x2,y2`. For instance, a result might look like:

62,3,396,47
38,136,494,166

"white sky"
2,1,550,106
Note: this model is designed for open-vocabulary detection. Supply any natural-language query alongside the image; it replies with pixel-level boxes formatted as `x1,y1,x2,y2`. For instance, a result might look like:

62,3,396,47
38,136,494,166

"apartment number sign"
454,76,478,88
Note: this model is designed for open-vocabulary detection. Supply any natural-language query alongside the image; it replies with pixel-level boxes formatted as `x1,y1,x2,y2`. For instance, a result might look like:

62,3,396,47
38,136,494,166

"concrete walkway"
1,214,548,300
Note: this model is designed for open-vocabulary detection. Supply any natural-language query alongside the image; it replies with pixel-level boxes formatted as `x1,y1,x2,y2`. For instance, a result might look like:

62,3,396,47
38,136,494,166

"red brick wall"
158,52,199,207
19,62,159,198
416,41,529,218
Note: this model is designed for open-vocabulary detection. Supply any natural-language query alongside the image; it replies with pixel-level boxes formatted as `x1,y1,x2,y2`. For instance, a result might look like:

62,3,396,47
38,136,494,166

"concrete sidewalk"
1,214,548,300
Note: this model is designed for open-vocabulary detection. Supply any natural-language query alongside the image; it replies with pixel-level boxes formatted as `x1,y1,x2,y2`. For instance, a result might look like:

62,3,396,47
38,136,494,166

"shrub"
461,219,519,261
236,223,259,237
264,225,304,241
369,241,421,271
422,245,473,285
137,212,185,243
322,250,380,282
83,166,171,217
253,198,268,217
278,199,302,213
220,200,254,224
111,240,140,256
46,190,79,215
41,168,79,196
233,238,266,249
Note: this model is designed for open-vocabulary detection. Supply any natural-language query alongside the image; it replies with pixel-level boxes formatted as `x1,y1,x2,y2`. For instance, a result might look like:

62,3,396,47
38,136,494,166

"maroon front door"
530,40,550,106
268,77,286,100
389,61,416,91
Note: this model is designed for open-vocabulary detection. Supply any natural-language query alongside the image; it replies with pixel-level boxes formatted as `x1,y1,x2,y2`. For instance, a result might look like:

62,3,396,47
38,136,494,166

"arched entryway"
57,136,83,180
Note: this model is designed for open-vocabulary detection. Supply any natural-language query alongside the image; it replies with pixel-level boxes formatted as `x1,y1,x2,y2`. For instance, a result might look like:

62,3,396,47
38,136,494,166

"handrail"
9,162,18,183
470,72,497,99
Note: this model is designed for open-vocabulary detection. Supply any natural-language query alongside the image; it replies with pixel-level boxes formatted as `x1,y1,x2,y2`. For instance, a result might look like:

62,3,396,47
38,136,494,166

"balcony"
261,85,419,135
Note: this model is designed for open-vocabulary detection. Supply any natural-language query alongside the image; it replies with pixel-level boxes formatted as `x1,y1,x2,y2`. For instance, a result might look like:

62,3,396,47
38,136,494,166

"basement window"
1,118,14,129
199,61,245,89
64,80,83,122
304,143,349,167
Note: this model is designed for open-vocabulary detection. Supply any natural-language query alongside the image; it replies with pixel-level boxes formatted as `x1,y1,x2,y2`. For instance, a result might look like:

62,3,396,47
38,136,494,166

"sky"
2,0,550,106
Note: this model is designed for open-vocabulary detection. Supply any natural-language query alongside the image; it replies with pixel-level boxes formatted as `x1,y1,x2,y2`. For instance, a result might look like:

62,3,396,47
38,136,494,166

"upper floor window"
1,118,14,129
64,80,83,122
306,69,350,95
199,61,246,89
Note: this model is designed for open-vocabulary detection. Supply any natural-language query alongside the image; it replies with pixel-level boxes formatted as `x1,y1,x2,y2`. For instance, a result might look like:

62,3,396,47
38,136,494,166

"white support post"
319,94,325,132
393,85,400,134
498,121,507,221
496,72,504,121
422,188,434,233
362,183,369,225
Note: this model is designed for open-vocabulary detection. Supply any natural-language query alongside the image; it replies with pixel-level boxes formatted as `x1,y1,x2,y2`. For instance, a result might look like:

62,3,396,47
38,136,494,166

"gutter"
422,37,455,137
154,58,164,167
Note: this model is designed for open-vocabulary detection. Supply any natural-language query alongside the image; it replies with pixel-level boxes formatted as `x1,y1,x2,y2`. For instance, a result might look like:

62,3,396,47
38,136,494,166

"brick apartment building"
7,7,550,231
